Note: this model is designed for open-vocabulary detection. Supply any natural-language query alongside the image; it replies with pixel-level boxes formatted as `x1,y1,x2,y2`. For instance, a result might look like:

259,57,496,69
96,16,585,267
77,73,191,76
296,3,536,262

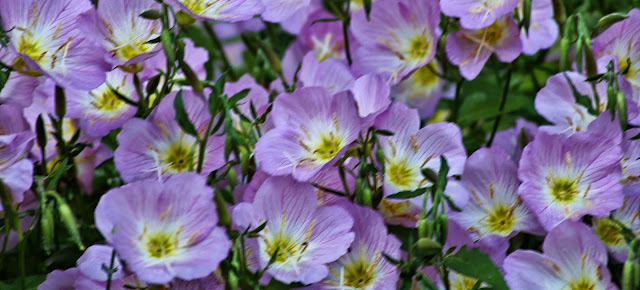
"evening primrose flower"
232,176,355,284
79,0,162,69
166,0,263,22
76,245,124,282
450,147,542,241
446,15,522,80
504,221,615,289
0,104,34,205
392,61,446,119
441,0,519,30
318,203,401,289
351,0,441,83
592,9,640,100
254,87,361,182
518,0,559,55
593,193,640,262
66,69,138,137
114,90,226,183
0,0,109,90
94,173,231,284
518,129,623,231
375,103,466,196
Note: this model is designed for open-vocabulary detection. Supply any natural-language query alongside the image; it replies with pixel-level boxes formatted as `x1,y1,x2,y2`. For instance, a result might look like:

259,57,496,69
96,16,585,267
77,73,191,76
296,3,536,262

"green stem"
105,249,116,290
203,21,237,80
486,66,513,147
197,114,215,173
448,79,465,122
342,0,352,66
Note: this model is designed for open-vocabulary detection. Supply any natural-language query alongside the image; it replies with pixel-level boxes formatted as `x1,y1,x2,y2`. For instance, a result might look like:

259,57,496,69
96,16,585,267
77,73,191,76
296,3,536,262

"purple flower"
491,119,538,162
0,73,39,107
504,220,615,289
298,10,351,62
77,245,124,282
166,0,263,22
593,193,640,262
392,61,447,119
316,203,401,289
376,104,466,196
441,0,519,30
0,0,110,90
232,176,355,284
260,0,310,23
66,69,138,137
254,87,361,182
592,9,640,100
535,72,605,134
450,147,542,241
38,267,80,290
622,129,640,195
94,173,230,284
518,128,623,231
446,15,522,80
351,0,440,83
114,90,226,183
518,0,559,55
169,274,224,290
79,0,162,70
297,52,355,95
0,104,34,205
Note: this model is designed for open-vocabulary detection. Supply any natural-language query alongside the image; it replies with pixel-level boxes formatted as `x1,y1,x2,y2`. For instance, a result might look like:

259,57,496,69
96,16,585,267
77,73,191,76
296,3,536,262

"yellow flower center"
12,37,46,76
146,232,176,258
410,62,439,88
343,258,376,288
594,218,625,247
568,277,595,290
161,141,195,172
265,233,307,264
550,178,579,202
386,160,416,188
406,34,431,60
451,274,481,290
312,134,343,161
117,40,155,61
91,88,125,112
485,204,516,235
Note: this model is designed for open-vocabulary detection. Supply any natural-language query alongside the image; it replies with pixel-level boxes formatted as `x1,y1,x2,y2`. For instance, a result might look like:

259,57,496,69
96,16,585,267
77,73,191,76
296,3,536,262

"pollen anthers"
160,140,197,173
89,84,127,115
484,203,517,235
342,252,379,288
463,18,506,58
594,218,625,247
181,0,229,16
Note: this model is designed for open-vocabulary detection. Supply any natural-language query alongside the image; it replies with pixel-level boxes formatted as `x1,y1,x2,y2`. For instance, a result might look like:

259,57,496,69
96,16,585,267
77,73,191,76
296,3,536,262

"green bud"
413,238,442,259
55,85,66,118
594,13,627,37
41,203,55,254
161,29,174,64
551,0,566,29
227,168,238,188
418,219,429,239
139,9,162,20
57,200,84,250
36,114,47,152
437,214,449,246
617,90,628,130
179,60,203,93
214,192,231,229
361,187,372,207
176,10,196,26
145,74,162,97
623,259,634,290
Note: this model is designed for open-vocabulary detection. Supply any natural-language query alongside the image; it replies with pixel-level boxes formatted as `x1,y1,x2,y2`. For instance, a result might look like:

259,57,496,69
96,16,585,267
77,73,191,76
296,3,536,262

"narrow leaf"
173,90,199,137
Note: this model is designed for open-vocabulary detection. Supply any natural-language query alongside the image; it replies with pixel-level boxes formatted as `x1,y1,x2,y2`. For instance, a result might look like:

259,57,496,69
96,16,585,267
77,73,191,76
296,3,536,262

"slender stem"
203,21,237,80
448,79,465,122
197,115,215,173
342,1,352,66
486,66,513,147
105,249,117,290
133,73,147,116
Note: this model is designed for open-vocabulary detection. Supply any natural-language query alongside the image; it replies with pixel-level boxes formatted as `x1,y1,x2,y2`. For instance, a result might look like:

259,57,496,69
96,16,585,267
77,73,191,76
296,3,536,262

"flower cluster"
0,0,640,289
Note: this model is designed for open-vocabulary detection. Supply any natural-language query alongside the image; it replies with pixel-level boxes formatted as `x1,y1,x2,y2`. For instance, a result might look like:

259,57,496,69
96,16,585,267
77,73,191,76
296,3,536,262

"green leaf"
594,12,628,36
363,0,372,21
562,73,598,115
386,187,428,199
46,157,71,191
35,114,47,152
173,90,199,137
229,88,251,107
139,9,162,20
442,246,508,290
